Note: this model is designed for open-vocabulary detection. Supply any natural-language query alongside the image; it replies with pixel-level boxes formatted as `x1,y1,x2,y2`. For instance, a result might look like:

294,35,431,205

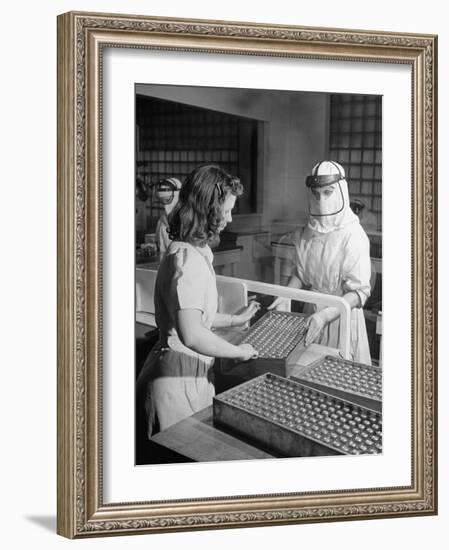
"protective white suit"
295,161,372,364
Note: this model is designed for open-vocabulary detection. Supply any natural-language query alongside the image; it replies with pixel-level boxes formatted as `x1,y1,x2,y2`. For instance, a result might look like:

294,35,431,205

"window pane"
363,150,374,163
362,181,373,195
353,120,363,132
351,165,361,179
351,150,362,163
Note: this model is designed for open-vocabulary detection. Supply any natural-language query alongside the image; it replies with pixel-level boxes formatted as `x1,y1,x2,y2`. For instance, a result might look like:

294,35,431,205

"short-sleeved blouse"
154,241,217,364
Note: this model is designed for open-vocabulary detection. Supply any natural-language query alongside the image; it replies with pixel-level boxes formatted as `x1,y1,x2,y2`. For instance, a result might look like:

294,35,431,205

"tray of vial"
237,310,309,376
291,355,382,413
213,373,382,457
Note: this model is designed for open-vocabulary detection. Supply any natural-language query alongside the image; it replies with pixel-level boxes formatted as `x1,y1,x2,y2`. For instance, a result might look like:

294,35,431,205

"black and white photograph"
134,84,383,465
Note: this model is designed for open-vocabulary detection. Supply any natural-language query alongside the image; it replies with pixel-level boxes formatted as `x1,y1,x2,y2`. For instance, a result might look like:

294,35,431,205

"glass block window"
136,95,259,230
329,94,382,226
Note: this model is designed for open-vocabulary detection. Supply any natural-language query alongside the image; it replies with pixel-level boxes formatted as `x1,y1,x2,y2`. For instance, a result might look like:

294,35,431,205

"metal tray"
213,373,382,457
236,310,308,377
291,355,382,413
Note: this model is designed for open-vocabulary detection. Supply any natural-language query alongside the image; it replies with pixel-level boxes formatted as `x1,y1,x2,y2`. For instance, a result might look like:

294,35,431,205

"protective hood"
156,177,182,206
306,161,359,234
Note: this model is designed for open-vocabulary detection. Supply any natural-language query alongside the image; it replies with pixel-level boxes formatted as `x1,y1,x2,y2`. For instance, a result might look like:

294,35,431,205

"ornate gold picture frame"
57,11,437,538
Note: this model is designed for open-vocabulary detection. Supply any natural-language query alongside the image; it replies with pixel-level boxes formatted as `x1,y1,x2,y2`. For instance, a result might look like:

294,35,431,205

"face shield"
307,182,345,216
305,162,345,217
305,161,358,233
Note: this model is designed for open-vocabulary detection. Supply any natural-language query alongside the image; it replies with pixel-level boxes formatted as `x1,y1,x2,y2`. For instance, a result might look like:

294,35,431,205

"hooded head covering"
156,177,183,219
156,177,182,206
306,160,358,234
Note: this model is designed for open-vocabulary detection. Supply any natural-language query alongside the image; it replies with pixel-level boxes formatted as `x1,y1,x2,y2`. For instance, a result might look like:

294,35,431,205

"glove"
305,307,338,346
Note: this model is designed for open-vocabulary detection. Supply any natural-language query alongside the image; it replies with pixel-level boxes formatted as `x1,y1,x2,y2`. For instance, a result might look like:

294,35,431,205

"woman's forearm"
183,324,244,358
212,312,233,328
178,309,243,358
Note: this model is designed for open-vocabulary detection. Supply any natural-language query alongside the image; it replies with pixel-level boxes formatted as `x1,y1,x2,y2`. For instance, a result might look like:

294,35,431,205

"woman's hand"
267,296,290,311
232,301,261,326
304,311,328,346
237,343,258,361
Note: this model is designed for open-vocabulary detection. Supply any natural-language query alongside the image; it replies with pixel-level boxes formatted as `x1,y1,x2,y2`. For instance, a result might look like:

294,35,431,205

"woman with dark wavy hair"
137,165,259,437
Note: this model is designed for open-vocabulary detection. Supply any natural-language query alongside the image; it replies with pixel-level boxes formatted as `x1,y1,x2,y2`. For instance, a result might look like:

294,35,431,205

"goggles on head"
305,173,342,188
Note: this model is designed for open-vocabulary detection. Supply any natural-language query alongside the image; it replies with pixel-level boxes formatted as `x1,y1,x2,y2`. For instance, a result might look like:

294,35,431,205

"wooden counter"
150,406,276,462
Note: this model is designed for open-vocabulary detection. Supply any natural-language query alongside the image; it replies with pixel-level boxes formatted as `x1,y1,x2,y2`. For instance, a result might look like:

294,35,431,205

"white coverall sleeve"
292,229,306,286
341,229,372,307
